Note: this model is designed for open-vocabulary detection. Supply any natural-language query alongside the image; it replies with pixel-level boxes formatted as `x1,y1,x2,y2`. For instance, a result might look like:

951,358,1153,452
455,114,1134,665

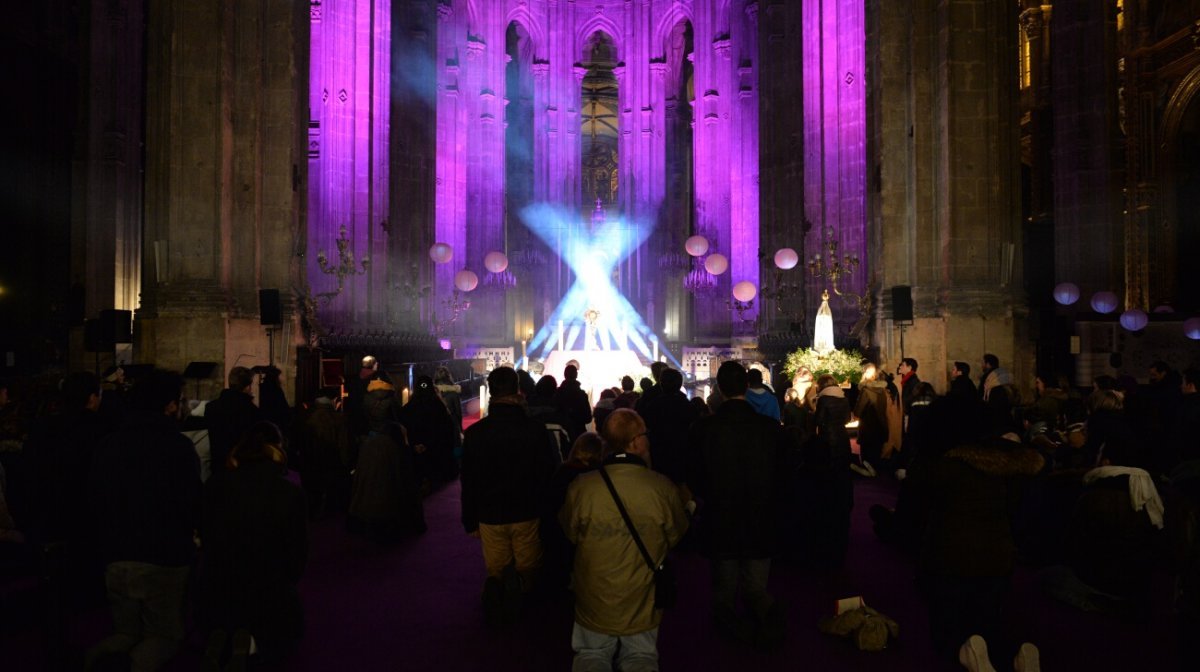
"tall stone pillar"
140,0,307,400
81,0,145,318
1051,0,1123,301
802,0,867,334
868,0,1027,392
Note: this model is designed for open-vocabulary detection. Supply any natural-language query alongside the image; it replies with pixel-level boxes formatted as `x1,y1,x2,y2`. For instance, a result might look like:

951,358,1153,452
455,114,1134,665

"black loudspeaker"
98,309,133,345
259,289,282,325
891,286,914,322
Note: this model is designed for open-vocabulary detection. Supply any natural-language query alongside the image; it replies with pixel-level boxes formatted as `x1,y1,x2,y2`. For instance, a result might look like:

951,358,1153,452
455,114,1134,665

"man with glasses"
560,408,688,671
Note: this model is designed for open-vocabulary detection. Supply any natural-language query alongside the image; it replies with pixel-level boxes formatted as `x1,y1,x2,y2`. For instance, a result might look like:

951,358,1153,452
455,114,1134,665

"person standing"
949,361,977,399
204,366,262,477
560,409,689,671
687,361,788,648
554,364,594,443
979,354,1013,402
201,421,307,665
853,362,890,476
87,371,202,671
461,367,558,623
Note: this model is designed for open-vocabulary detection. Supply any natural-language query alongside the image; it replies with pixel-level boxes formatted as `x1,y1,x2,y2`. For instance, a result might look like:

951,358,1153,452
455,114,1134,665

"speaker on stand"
891,286,914,358
259,289,282,367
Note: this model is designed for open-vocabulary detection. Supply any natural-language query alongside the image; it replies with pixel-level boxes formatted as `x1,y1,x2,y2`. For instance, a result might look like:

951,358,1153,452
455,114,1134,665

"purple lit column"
802,0,867,323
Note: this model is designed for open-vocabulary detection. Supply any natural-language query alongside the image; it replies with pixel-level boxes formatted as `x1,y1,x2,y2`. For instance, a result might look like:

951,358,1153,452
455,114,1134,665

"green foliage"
782,347,866,386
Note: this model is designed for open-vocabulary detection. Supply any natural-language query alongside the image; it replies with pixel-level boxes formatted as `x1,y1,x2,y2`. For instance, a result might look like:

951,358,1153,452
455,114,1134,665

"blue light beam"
519,203,681,368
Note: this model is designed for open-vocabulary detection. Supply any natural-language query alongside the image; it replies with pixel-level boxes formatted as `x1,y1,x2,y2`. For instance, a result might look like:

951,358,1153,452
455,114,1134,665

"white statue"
814,289,835,355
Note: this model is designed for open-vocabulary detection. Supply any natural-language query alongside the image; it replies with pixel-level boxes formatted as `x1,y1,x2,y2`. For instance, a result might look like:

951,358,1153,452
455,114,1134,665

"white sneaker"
850,463,873,477
1013,642,1041,672
958,635,997,672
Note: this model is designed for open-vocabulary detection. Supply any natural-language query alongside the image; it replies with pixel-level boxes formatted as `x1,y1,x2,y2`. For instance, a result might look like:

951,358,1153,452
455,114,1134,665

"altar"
542,349,646,405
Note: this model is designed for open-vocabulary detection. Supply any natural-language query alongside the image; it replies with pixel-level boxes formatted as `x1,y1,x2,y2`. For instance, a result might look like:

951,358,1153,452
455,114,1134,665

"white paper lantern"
704,253,729,275
1090,291,1119,314
454,269,479,292
685,235,710,257
732,281,757,302
1119,309,1148,332
1052,282,1080,306
428,242,453,264
774,248,799,270
1185,317,1200,341
483,251,509,273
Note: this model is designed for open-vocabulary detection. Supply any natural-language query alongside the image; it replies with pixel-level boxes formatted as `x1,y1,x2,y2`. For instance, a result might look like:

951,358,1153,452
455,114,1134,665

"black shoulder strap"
598,464,659,572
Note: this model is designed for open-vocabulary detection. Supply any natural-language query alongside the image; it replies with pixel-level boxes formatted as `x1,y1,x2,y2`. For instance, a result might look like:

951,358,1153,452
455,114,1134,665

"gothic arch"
655,3,695,57
505,4,544,57
576,15,623,59
1161,63,1200,154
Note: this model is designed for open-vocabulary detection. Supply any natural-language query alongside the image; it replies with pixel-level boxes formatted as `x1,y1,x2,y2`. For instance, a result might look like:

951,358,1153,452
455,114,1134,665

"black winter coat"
202,459,307,650
686,399,788,559
920,439,1044,577
460,402,558,532
205,390,262,473
642,390,700,483
89,413,202,567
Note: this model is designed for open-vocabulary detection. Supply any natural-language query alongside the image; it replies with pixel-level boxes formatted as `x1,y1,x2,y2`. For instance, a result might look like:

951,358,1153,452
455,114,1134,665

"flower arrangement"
782,346,866,386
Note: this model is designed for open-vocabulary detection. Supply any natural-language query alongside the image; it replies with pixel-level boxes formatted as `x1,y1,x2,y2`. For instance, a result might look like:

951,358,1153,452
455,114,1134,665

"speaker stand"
266,327,275,369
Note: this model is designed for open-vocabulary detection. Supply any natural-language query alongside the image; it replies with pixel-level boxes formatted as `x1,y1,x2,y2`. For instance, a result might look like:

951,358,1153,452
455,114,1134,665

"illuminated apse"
306,0,867,364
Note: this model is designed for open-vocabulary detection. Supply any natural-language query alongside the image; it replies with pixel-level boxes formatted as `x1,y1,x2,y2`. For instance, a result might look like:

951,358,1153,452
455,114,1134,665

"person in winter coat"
641,368,700,486
853,363,890,475
398,375,458,483
796,375,854,569
462,367,558,620
201,421,307,664
347,380,425,541
919,402,1044,665
687,362,788,647
205,367,262,477
745,368,781,422
294,388,352,517
554,365,593,442
560,409,688,670
433,366,464,458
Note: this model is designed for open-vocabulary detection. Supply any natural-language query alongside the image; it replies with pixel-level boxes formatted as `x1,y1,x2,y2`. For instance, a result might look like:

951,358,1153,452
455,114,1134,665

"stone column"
1051,0,1123,300
82,0,145,318
141,0,307,399
868,0,1027,392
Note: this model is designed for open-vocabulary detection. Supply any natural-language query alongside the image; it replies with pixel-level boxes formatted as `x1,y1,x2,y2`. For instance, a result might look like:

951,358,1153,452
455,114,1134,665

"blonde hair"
567,432,604,467
226,421,288,470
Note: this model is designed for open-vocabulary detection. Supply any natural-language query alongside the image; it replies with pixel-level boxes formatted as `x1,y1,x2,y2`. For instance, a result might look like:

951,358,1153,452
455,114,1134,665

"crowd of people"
0,350,1198,671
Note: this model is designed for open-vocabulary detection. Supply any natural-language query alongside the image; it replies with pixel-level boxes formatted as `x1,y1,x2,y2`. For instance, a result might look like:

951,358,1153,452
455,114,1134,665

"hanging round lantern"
428,242,453,265
774,248,799,270
732,281,757,303
1090,291,1119,314
1119,309,1148,332
1052,282,1080,306
1153,305,1175,314
483,251,509,273
685,235,710,257
1185,317,1200,341
704,253,729,275
453,269,479,292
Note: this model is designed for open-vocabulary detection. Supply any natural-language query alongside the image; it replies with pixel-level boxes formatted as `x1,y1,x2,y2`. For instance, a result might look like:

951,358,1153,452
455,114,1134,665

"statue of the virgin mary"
814,289,835,355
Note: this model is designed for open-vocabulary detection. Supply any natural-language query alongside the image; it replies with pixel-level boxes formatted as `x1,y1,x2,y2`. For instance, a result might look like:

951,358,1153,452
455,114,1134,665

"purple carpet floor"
2,476,1180,671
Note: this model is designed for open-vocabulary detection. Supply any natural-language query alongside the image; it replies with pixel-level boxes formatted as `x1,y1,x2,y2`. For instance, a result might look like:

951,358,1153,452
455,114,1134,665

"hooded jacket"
920,438,1044,577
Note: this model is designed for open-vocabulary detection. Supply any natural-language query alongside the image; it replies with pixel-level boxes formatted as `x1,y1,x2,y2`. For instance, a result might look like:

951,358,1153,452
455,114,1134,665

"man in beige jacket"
559,409,689,671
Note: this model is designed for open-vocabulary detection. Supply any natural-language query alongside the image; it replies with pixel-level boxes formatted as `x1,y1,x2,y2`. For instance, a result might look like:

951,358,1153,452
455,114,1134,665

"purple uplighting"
307,1,865,345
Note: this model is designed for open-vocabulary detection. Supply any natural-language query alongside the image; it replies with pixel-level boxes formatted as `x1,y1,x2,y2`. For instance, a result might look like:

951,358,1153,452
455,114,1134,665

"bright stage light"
519,203,680,367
